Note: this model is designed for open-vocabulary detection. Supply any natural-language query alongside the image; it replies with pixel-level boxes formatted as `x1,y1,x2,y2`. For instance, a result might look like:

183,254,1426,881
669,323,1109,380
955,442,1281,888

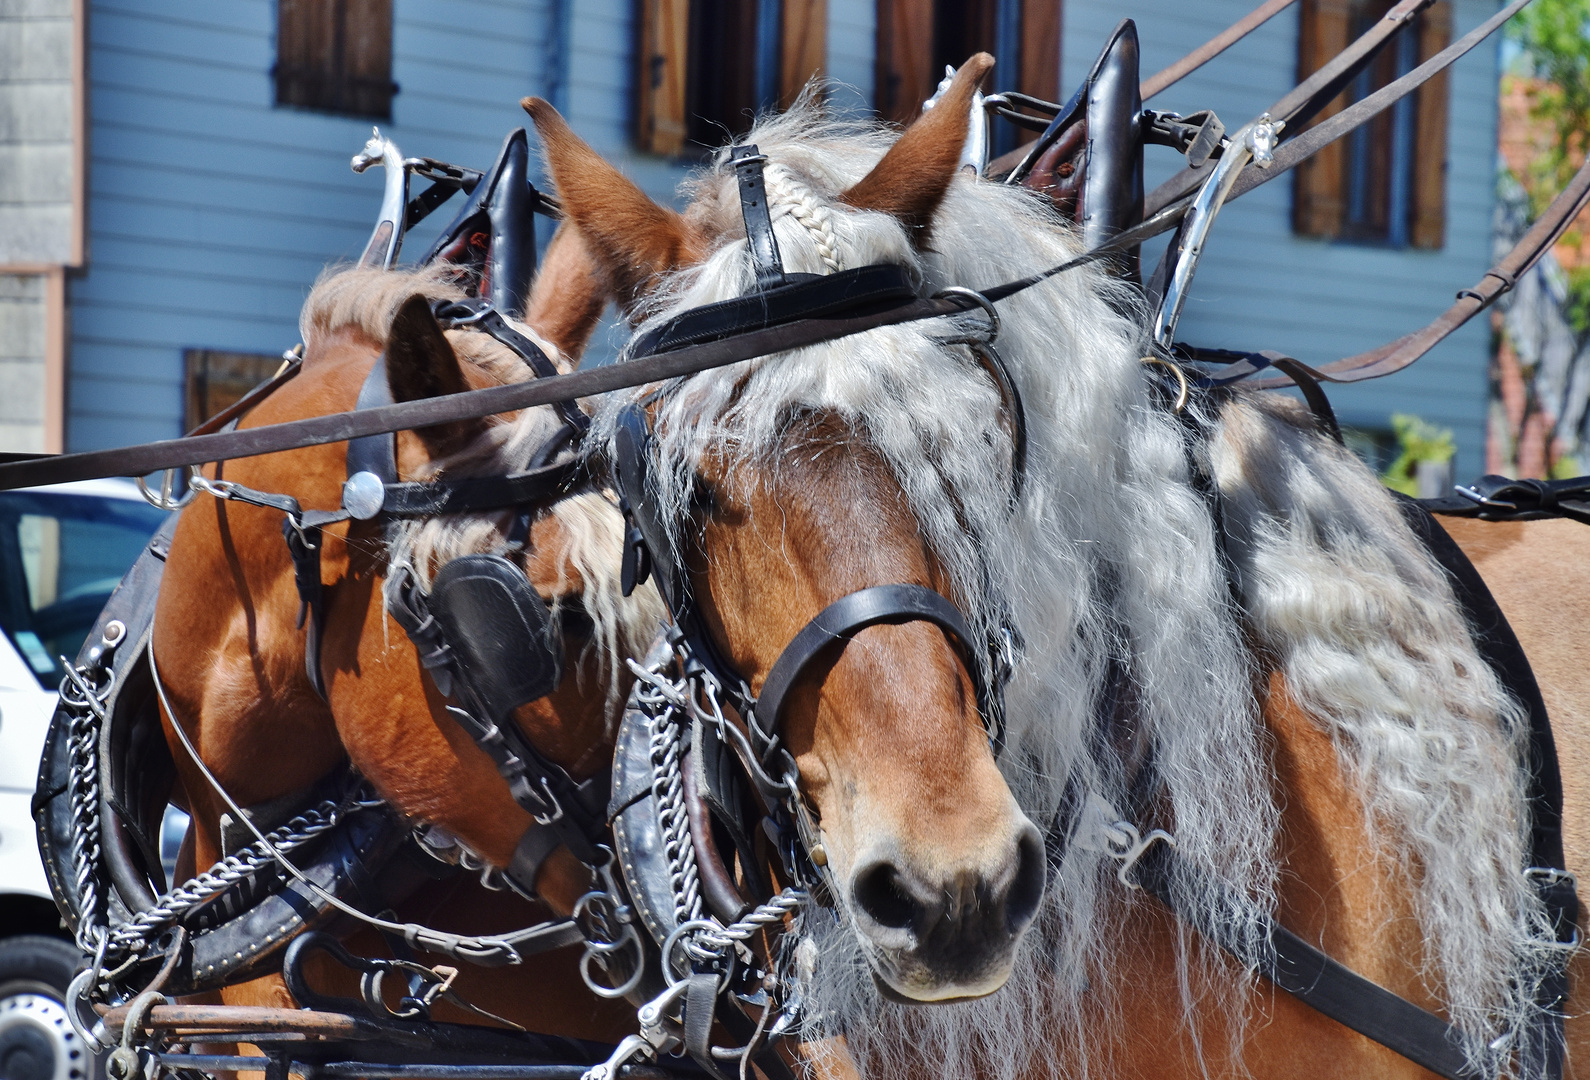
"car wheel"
0,936,93,1080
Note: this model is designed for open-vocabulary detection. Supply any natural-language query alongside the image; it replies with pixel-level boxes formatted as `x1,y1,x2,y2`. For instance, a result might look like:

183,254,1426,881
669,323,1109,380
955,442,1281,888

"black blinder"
427,554,563,719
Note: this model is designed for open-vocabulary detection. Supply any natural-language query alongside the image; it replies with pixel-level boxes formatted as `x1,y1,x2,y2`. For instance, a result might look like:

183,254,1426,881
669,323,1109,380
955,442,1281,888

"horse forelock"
598,98,1555,1079
300,264,664,710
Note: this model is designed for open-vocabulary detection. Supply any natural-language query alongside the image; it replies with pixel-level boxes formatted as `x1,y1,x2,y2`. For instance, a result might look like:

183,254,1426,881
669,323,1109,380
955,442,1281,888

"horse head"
525,55,1048,1003
156,233,664,923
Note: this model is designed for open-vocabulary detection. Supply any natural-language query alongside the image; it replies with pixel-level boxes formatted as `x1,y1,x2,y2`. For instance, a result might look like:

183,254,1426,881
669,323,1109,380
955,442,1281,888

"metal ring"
933,287,1001,346
136,467,200,511
579,931,648,1000
661,919,732,987
1140,357,1190,414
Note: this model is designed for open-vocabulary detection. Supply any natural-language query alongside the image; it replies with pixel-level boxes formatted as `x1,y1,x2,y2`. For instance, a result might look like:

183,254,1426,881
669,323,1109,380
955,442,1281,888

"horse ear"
841,53,994,238
525,224,606,363
386,294,475,455
521,96,701,314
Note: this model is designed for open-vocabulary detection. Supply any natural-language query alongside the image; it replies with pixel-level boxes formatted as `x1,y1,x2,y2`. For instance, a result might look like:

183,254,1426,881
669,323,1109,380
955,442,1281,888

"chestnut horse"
150,229,663,1038
521,55,1584,1080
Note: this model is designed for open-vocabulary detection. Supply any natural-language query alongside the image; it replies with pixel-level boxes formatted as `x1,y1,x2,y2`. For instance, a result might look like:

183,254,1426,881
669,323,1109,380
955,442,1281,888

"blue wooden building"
0,0,1502,479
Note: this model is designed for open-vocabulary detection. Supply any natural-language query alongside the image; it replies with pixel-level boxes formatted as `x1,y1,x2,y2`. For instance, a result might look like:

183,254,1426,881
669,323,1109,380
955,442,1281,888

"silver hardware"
582,1033,656,1080
352,129,410,269
1153,114,1282,348
136,468,198,511
102,620,127,649
933,287,1001,346
342,470,387,520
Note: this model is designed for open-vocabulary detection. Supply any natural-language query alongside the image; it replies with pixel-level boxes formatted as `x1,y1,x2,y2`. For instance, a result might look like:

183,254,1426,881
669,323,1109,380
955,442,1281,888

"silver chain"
627,660,807,971
59,658,113,953
103,794,376,957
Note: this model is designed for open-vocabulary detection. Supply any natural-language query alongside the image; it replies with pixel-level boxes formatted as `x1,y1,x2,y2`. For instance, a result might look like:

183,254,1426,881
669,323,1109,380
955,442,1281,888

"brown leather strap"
1145,0,1440,218
0,293,963,492
1140,0,1297,100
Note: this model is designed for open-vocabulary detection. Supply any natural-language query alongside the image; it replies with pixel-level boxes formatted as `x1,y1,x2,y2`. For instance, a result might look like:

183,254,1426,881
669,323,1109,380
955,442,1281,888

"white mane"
594,102,1555,1078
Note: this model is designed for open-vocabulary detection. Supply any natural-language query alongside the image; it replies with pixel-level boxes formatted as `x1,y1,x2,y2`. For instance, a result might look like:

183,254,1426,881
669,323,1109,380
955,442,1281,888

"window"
638,0,828,156
276,0,397,120
0,488,168,687
876,0,1060,151
184,349,288,432
1293,0,1450,248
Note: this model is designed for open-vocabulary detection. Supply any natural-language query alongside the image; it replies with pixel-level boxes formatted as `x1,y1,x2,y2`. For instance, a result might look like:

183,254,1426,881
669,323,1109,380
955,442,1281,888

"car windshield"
0,488,169,688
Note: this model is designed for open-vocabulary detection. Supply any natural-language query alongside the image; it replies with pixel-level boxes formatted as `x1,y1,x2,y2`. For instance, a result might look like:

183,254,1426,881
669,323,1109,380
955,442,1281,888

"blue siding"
71,0,1499,484
69,0,698,449
1064,0,1499,479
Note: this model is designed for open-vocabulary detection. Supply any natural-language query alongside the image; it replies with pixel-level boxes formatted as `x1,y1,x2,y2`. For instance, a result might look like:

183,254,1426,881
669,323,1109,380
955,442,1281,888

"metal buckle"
136,467,200,511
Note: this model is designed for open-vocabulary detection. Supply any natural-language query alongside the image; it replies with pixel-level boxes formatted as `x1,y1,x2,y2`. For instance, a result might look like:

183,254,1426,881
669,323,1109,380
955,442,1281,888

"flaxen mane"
300,265,665,710
594,101,1557,1079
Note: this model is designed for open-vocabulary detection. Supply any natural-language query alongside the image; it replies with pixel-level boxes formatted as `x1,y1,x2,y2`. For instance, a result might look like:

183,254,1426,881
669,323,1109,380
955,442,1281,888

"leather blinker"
427,554,564,720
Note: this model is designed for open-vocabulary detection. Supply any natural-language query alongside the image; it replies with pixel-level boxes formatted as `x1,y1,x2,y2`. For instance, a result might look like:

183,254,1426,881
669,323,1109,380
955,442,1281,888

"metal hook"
1140,356,1191,413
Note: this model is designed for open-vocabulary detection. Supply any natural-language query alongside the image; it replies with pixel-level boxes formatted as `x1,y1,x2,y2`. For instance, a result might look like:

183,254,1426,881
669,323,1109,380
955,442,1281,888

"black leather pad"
428,554,562,720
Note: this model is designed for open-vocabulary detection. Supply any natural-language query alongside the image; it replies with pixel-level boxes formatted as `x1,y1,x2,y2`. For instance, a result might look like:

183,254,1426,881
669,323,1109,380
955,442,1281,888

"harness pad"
427,554,563,720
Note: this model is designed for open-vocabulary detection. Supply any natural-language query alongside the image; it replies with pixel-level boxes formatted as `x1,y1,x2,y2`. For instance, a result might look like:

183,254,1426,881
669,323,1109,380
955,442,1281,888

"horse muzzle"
844,817,1046,1002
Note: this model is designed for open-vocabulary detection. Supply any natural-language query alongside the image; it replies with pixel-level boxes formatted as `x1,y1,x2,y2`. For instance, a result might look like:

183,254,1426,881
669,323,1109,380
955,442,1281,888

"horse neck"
1263,669,1438,1010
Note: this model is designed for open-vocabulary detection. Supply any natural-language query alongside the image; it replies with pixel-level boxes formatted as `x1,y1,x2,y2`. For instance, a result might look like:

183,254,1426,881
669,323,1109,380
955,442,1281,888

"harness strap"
1419,474,1590,525
1132,843,1473,1080
731,146,786,292
432,298,592,437
755,585,992,740
346,357,399,485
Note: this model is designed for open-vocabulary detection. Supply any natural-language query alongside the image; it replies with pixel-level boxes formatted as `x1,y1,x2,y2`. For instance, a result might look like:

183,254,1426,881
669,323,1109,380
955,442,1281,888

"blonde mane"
592,101,1557,1078
301,265,664,711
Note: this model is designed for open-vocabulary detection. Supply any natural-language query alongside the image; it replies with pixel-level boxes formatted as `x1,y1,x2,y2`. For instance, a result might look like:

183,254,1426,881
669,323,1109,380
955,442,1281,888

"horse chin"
860,939,1018,1004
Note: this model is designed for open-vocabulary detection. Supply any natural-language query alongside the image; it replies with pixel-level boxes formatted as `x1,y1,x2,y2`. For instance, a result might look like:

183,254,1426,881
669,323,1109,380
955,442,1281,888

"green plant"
1381,413,1456,496
1507,0,1590,215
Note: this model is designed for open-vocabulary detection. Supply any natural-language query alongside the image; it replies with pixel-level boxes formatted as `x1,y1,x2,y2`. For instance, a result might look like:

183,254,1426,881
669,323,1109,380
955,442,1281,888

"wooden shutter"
1292,0,1351,238
276,0,393,119
876,0,934,124
781,0,828,106
638,0,689,155
1409,0,1450,249
1018,0,1061,141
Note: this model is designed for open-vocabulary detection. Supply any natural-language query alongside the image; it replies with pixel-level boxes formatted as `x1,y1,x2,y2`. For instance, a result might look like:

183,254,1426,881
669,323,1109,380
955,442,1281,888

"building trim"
44,268,66,454
71,0,86,268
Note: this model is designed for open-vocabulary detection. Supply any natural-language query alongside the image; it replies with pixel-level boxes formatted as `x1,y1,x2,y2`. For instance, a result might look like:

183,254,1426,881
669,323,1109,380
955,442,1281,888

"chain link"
60,658,114,953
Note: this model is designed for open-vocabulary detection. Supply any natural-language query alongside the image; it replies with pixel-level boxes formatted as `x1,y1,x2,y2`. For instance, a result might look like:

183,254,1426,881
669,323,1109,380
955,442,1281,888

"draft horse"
520,54,1588,1080
147,230,663,1038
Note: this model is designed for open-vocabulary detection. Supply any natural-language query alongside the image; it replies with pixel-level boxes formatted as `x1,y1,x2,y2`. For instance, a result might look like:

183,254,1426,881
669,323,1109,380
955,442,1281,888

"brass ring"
1140,356,1190,414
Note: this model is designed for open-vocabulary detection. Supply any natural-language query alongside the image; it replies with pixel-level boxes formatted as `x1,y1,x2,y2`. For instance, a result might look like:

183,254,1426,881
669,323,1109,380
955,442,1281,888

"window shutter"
1409,0,1450,249
1292,0,1351,238
638,0,689,155
876,0,934,124
781,0,827,106
342,0,394,119
1018,0,1062,141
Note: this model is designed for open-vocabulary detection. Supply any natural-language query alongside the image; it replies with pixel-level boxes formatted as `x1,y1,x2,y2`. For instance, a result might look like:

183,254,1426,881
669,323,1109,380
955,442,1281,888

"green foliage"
1567,263,1590,336
1507,0,1590,215
1381,413,1456,496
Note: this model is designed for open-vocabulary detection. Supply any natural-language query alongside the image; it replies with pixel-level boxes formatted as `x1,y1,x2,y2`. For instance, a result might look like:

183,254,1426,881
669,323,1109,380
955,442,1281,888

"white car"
0,479,172,1080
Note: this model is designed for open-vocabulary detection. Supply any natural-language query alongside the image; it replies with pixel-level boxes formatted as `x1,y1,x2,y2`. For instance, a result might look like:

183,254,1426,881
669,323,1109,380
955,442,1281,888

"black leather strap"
378,459,585,518
505,822,570,900
432,298,591,436
1419,475,1590,526
1134,843,1472,1080
629,264,917,360
346,357,399,484
731,145,786,292
755,584,987,735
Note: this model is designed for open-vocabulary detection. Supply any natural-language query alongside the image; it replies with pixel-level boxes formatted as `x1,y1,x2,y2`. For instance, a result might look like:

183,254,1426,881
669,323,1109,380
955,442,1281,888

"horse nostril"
1005,825,1047,933
853,861,922,931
